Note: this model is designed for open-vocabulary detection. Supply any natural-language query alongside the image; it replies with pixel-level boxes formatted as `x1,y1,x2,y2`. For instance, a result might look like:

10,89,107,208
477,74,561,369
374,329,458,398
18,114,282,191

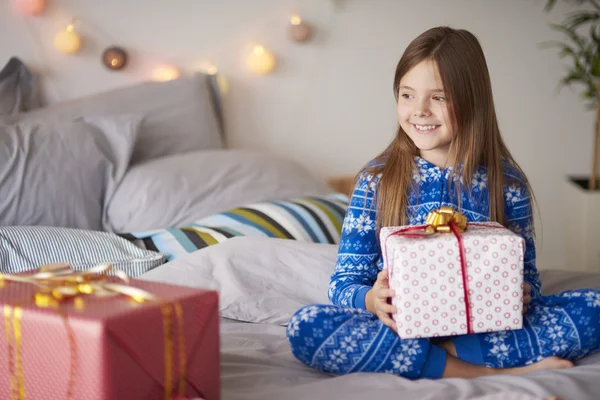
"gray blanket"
141,237,600,400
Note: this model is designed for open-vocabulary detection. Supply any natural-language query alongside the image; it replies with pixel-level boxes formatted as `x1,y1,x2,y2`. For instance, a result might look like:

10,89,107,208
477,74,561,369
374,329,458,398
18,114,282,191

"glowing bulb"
288,16,313,43
206,65,218,75
14,0,46,15
54,23,82,55
152,65,180,82
102,46,128,70
193,61,219,75
247,45,276,75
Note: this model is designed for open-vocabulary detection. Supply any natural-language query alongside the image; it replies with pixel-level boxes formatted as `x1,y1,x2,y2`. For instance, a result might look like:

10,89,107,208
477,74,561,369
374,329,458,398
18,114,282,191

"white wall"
0,0,592,271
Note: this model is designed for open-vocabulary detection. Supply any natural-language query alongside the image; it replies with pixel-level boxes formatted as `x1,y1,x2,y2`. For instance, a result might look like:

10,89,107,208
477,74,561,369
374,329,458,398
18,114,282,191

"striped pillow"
121,194,349,261
0,226,166,276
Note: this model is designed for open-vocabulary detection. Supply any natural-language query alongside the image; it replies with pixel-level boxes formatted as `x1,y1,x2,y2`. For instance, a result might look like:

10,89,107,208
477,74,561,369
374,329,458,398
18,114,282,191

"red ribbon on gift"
384,207,473,334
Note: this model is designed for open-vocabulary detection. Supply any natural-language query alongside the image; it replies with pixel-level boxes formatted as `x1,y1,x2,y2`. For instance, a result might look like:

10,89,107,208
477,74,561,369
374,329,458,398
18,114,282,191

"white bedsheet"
219,318,600,400
140,237,600,400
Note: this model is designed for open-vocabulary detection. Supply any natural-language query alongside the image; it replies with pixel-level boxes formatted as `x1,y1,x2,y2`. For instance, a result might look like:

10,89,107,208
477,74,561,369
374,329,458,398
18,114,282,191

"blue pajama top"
328,157,541,310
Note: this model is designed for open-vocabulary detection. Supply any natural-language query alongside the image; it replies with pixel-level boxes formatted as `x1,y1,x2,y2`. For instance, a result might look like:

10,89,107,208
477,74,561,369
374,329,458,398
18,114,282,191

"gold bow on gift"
424,206,467,234
0,263,158,308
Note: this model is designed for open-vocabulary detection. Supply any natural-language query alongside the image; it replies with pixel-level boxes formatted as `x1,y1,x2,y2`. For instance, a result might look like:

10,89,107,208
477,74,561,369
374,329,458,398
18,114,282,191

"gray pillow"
19,73,223,164
0,115,141,230
0,226,165,277
105,149,334,232
0,57,44,116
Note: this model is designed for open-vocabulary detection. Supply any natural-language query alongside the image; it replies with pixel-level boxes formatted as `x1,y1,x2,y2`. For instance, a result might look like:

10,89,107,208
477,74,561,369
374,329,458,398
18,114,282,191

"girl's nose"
413,99,431,117
413,107,431,117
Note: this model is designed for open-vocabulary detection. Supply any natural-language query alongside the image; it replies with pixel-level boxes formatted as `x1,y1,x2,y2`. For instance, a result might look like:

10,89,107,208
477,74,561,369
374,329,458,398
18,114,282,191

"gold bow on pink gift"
424,206,467,234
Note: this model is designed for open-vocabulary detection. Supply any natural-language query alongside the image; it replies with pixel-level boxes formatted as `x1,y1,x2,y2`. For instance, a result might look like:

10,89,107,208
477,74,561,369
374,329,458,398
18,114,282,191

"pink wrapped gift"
380,208,525,339
0,265,219,400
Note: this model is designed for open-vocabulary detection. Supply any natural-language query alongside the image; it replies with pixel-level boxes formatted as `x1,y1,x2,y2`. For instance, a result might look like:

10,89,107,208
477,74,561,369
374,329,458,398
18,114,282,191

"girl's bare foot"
442,354,573,379
437,340,573,374
505,357,573,375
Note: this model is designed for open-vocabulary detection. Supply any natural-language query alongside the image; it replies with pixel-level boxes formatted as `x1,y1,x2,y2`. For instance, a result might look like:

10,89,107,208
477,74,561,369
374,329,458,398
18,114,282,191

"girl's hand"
365,269,398,332
523,282,532,314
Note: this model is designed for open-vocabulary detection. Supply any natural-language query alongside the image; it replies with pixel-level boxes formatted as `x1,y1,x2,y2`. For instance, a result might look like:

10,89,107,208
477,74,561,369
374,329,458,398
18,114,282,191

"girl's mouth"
412,124,440,133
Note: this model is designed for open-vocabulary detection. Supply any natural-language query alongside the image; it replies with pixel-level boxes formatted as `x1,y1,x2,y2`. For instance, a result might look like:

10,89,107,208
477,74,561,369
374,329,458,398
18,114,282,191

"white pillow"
105,149,334,232
139,237,337,325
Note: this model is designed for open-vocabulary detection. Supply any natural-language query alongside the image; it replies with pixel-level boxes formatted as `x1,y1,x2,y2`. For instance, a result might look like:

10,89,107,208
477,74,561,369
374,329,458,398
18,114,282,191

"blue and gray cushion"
121,194,349,261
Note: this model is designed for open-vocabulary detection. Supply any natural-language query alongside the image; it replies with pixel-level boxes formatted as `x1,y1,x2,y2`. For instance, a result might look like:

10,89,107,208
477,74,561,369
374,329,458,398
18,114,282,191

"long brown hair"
365,26,535,232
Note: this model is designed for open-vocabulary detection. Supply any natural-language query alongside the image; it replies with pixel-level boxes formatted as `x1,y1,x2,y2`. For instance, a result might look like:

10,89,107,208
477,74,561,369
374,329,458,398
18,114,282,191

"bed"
140,237,600,400
1,57,599,400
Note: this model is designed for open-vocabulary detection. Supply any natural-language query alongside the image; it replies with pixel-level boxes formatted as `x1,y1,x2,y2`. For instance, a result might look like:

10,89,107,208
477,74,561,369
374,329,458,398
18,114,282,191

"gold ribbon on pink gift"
424,206,467,234
0,263,188,400
385,206,473,334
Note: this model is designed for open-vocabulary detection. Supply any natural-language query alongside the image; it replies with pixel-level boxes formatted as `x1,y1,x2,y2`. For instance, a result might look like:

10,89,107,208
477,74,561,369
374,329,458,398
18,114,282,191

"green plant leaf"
560,46,578,58
583,48,595,68
564,10,600,29
580,88,595,98
573,53,586,71
538,40,579,62
591,24,600,43
549,23,587,47
558,71,586,92
589,0,600,11
545,0,559,11
541,0,600,113
545,0,600,13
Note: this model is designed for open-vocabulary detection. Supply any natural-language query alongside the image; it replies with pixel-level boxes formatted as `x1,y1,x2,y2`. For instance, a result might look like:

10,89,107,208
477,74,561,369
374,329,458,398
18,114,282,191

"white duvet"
140,237,600,400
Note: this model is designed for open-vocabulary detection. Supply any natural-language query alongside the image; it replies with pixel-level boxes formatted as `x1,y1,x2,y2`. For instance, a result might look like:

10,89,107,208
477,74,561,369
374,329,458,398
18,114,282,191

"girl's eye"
433,95,446,102
401,93,413,99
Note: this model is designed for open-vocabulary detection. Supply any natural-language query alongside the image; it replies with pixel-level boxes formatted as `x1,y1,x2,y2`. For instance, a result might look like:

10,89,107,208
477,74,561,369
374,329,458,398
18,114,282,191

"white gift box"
380,222,525,339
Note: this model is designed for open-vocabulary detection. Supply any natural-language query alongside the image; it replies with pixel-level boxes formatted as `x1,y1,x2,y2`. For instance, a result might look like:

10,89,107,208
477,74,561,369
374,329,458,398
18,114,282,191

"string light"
247,45,276,75
193,62,228,94
13,5,320,86
288,15,312,43
152,64,181,82
206,65,218,75
14,0,45,15
54,20,82,55
102,46,128,71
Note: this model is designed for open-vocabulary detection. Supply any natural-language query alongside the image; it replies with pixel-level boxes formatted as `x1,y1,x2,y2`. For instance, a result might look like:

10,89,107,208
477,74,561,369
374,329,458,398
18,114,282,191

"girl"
286,26,600,379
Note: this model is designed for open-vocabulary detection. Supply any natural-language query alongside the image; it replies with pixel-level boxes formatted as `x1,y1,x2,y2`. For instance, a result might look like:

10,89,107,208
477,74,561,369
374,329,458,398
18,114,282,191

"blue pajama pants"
286,289,600,379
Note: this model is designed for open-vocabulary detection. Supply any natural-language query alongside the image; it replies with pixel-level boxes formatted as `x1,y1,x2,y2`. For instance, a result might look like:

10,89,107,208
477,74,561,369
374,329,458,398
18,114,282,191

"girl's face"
397,60,455,167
